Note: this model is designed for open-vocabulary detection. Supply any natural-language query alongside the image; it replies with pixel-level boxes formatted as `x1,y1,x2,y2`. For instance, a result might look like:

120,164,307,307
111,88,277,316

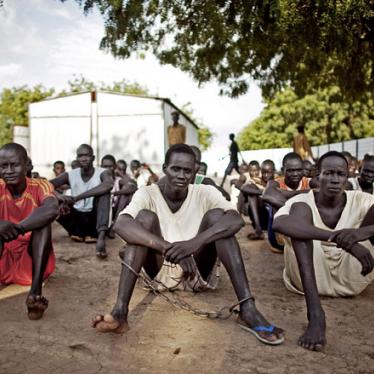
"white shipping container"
28,91,199,178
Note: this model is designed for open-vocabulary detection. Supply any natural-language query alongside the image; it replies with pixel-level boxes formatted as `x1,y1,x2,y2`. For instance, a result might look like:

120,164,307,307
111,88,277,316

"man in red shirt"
0,143,58,320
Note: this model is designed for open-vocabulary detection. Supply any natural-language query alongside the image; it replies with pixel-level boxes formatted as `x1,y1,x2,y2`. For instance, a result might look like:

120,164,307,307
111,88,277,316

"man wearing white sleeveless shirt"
51,144,113,258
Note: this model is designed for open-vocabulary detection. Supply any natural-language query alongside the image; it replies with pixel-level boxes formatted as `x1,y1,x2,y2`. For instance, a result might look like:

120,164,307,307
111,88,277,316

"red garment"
276,176,310,191
0,178,56,285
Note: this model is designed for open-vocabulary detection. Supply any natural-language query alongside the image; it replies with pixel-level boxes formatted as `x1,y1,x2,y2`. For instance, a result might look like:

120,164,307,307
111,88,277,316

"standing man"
92,144,284,345
167,111,186,146
293,125,314,161
0,143,58,320
220,133,243,187
50,144,113,259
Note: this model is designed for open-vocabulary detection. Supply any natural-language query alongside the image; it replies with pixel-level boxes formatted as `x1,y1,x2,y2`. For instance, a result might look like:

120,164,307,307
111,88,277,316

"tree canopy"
237,87,374,150
64,0,374,102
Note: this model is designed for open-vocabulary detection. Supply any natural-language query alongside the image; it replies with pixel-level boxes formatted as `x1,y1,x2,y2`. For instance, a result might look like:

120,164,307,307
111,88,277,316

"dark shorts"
224,160,240,176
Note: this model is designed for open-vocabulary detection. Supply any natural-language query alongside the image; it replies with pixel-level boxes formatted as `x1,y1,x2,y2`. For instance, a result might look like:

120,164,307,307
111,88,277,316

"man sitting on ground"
50,144,113,259
263,153,310,252
239,160,275,240
101,155,137,234
0,143,59,320
348,154,374,194
273,151,374,351
92,144,284,345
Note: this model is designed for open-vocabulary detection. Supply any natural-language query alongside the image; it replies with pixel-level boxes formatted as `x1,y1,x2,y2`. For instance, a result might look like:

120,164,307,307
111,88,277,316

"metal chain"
121,260,254,320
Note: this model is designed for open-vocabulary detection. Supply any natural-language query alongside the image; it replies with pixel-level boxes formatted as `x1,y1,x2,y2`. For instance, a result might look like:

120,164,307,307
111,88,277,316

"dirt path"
0,223,373,374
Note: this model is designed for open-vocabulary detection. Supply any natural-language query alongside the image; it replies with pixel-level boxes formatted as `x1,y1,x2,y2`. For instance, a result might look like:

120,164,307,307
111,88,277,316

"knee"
203,208,225,226
135,209,159,230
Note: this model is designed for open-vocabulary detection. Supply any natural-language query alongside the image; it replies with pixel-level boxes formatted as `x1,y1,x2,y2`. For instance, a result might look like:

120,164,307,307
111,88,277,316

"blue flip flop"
237,318,285,345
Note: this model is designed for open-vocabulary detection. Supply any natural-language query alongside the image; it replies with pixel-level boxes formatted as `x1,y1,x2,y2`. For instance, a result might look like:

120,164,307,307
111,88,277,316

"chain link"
121,260,254,320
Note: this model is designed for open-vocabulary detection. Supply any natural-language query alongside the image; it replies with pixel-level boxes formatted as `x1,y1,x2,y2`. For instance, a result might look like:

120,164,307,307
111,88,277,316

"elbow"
103,181,114,193
47,201,59,222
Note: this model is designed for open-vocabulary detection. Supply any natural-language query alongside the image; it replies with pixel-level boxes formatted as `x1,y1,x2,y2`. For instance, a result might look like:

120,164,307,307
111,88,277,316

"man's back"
167,124,186,146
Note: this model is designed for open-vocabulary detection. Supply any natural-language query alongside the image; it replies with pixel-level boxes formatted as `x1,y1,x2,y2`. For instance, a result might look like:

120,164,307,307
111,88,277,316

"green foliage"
237,87,374,150
65,0,374,102
181,102,214,151
58,75,149,96
0,85,54,146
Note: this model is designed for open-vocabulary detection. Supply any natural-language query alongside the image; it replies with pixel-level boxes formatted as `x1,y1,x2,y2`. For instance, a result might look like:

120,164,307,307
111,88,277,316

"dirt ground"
0,222,373,374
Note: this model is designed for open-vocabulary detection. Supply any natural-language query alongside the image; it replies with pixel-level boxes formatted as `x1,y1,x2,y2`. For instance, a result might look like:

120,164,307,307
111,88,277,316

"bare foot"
92,314,129,334
238,300,284,345
96,232,107,259
26,295,48,320
298,314,326,351
247,232,264,240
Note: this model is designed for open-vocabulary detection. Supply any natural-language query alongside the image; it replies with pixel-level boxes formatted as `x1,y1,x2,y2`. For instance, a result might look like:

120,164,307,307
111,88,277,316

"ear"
92,155,95,162
162,163,167,173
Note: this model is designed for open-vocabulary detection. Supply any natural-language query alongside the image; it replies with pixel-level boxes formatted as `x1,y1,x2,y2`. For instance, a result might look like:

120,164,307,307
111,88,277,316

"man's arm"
113,179,137,196
240,183,263,196
165,210,244,263
272,202,333,242
73,170,114,203
263,180,309,209
113,214,170,255
202,177,231,201
50,172,69,189
18,197,59,232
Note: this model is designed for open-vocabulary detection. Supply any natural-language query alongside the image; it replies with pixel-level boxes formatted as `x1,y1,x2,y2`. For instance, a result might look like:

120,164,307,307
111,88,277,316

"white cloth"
134,169,151,188
68,167,105,212
120,184,234,291
275,190,374,297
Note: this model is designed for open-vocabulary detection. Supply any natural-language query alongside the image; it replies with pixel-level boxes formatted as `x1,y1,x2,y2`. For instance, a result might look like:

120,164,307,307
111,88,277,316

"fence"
311,137,374,159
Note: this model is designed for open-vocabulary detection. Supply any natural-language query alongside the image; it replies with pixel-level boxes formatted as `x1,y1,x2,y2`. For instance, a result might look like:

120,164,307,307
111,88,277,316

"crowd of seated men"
0,142,373,352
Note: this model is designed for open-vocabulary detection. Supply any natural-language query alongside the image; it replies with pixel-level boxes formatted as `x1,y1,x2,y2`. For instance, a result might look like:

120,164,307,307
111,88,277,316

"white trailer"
28,91,199,178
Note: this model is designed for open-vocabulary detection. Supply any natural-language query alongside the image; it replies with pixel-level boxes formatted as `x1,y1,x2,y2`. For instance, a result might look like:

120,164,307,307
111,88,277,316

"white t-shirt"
121,183,234,243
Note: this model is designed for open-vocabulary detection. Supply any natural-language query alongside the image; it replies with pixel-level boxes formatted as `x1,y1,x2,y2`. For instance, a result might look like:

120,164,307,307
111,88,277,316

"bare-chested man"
92,144,284,345
0,143,59,319
50,144,113,258
273,151,374,351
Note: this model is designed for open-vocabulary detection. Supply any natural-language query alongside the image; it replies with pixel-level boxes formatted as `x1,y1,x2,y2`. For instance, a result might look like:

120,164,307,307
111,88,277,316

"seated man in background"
190,145,230,200
93,144,284,345
130,160,159,187
52,160,69,194
0,143,58,320
348,154,374,195
263,153,310,253
302,159,316,179
239,160,275,240
273,151,374,351
50,144,113,259
101,155,137,234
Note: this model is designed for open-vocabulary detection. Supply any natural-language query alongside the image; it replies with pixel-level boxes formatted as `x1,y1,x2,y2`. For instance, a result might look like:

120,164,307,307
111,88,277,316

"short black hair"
261,159,275,169
190,145,201,163
117,159,127,168
0,142,28,163
130,160,141,169
229,133,235,140
77,144,94,155
282,152,302,167
296,125,305,133
164,144,196,165
249,160,260,167
101,154,116,164
317,151,348,171
53,160,65,168
363,154,374,163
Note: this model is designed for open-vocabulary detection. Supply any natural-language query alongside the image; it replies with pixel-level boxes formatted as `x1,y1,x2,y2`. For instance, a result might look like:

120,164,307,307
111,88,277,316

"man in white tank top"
92,144,284,346
50,144,113,259
273,151,374,352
